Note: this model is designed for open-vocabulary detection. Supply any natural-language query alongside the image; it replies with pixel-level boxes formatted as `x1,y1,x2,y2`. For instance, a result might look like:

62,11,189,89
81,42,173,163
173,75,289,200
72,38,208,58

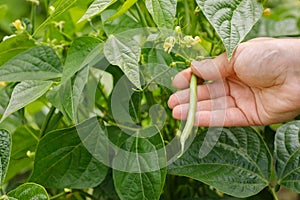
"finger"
172,96,236,119
168,80,229,108
172,68,192,89
194,108,250,127
191,53,233,80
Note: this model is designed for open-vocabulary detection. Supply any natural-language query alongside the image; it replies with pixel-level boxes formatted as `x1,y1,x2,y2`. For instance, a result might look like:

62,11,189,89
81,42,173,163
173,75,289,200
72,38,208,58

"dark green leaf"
5,126,38,182
0,35,35,66
275,121,300,192
0,46,62,82
104,35,141,89
62,37,102,84
112,127,166,200
30,119,108,189
46,83,72,123
145,0,177,29
78,0,117,22
0,130,10,185
196,0,263,57
7,183,49,200
1,81,53,122
168,127,271,198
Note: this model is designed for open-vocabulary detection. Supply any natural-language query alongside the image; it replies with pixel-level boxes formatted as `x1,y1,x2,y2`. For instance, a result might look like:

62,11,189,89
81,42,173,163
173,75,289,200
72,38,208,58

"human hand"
168,38,300,126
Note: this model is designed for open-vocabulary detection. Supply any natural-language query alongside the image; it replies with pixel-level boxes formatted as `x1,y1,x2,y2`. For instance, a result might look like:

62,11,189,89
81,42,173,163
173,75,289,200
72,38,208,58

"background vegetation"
0,0,300,199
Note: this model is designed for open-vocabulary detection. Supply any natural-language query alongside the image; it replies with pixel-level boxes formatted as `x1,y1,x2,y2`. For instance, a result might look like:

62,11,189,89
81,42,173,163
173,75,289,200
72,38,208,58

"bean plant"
0,0,299,200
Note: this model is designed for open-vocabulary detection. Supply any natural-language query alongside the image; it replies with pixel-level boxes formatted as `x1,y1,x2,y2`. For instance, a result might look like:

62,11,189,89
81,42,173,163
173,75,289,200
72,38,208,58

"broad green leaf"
0,46,62,82
7,183,49,200
275,121,300,192
30,120,108,189
106,0,138,21
1,81,53,122
104,35,141,89
78,0,117,22
5,126,38,182
62,37,102,84
145,0,177,29
112,128,166,200
168,127,271,198
0,130,10,185
33,0,77,36
0,35,35,66
196,0,263,57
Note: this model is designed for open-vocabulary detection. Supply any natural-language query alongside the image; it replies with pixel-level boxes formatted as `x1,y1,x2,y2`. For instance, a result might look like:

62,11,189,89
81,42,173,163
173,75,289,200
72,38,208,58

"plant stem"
178,74,197,157
30,2,37,34
40,106,56,137
270,187,279,200
50,191,67,200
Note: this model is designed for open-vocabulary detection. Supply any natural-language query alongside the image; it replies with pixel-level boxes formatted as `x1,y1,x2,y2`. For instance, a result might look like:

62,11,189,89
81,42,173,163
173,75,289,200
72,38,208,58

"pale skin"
168,38,300,126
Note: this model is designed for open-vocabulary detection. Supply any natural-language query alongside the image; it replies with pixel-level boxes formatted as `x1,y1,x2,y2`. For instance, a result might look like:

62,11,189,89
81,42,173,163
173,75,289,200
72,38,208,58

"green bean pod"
178,74,197,157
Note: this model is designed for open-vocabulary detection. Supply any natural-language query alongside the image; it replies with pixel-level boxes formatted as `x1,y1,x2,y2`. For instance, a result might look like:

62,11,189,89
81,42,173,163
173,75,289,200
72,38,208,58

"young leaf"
30,120,108,189
0,35,35,66
112,127,166,200
7,183,49,200
104,35,141,89
0,46,62,82
33,0,77,36
196,0,263,58
62,37,102,84
145,0,177,29
1,81,53,122
78,0,117,22
168,127,271,198
0,130,10,185
106,0,138,22
275,121,300,193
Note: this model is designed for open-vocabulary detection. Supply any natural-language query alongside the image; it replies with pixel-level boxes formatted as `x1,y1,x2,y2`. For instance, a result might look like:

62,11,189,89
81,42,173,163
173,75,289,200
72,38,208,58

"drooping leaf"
7,183,49,200
106,0,138,21
30,120,108,189
0,35,35,66
5,126,38,182
145,0,177,29
1,81,53,122
0,130,10,185
168,127,271,198
275,121,300,192
34,0,77,36
72,66,90,123
196,0,263,57
0,46,62,82
78,0,117,22
112,127,166,200
46,83,72,123
62,36,102,84
104,35,141,89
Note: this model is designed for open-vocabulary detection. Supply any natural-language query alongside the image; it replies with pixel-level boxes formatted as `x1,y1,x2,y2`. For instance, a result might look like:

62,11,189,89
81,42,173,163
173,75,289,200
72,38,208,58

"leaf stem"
40,106,56,137
178,74,197,157
50,191,67,200
270,187,279,200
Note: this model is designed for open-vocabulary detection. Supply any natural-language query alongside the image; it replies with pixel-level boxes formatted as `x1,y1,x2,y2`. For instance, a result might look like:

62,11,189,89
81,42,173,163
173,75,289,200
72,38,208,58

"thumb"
191,53,233,80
